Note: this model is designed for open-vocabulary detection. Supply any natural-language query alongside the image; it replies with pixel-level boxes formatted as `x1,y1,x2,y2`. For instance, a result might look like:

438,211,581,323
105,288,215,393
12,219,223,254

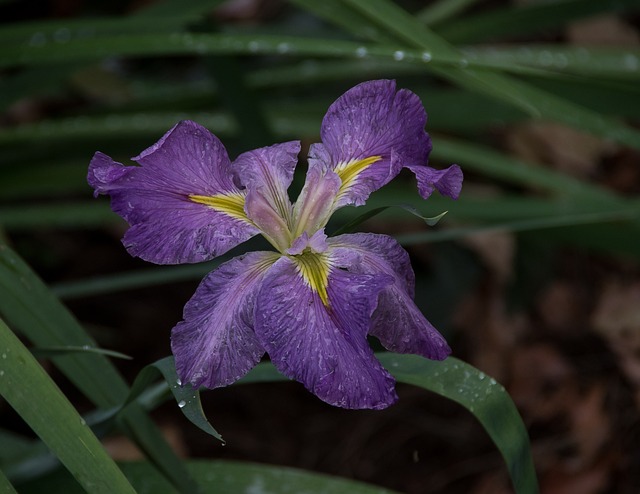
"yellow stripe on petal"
292,252,331,307
335,155,381,194
189,192,249,222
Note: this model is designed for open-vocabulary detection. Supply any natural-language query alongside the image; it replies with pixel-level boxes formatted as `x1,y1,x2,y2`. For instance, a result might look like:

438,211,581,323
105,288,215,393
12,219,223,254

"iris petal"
255,255,397,409
317,79,431,208
234,141,300,251
171,251,279,389
88,121,258,264
330,233,451,360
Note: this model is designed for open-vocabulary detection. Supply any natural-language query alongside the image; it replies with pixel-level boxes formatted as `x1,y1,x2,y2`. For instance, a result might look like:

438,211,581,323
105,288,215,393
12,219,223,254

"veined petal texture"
88,121,258,264
330,234,451,360
255,255,397,409
318,79,432,208
234,141,300,252
171,251,279,389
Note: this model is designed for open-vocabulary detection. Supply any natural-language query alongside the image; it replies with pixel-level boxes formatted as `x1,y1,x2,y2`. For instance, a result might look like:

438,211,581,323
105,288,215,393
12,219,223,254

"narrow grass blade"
438,0,640,44
19,460,399,494
0,244,201,494
0,469,18,494
342,0,640,149
30,345,132,360
418,0,481,26
462,45,640,80
0,318,137,494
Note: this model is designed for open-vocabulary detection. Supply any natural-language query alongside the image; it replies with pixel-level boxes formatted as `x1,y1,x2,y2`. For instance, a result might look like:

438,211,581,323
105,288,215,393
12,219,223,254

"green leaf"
124,357,224,442
418,0,481,26
341,0,640,149
379,354,538,494
333,205,447,235
0,318,137,494
461,45,640,80
30,345,132,360
240,356,539,494
51,261,220,300
0,469,18,494
0,244,201,494
20,460,400,494
438,0,640,44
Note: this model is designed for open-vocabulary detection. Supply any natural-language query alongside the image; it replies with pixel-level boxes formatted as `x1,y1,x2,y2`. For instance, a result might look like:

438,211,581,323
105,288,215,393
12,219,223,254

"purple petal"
405,163,463,200
171,251,279,389
234,142,300,251
318,80,431,207
88,121,258,264
330,233,451,360
286,230,328,255
255,255,397,409
291,159,341,238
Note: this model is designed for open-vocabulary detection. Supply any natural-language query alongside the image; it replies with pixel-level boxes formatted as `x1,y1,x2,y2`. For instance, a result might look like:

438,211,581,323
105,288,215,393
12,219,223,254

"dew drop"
176,378,182,386
80,417,86,426
624,53,638,71
178,400,186,408
458,58,469,68
277,42,290,54
0,371,4,377
421,51,432,62
29,32,46,47
1,354,6,359
53,28,71,44
248,41,260,53
478,372,486,380
355,46,368,58
393,50,405,61
538,51,553,67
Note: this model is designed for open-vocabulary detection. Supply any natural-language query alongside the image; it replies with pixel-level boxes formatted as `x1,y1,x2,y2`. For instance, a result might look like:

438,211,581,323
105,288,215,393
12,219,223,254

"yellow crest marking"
292,252,330,307
336,155,382,196
189,192,249,222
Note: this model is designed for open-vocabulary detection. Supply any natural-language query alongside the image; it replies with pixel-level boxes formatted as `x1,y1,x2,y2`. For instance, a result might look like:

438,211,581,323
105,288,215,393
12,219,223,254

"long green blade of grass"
20,460,399,494
0,244,200,494
340,0,640,149
0,318,137,494
0,469,18,494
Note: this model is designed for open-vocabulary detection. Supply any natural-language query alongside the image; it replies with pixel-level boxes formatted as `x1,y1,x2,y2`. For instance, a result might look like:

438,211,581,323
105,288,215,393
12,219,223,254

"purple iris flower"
88,80,463,410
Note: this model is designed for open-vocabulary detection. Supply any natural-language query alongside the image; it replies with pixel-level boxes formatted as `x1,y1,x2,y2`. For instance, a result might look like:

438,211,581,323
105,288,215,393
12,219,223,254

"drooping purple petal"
88,121,258,264
254,255,397,409
234,141,300,251
405,163,463,200
330,233,451,360
171,251,279,389
317,79,432,207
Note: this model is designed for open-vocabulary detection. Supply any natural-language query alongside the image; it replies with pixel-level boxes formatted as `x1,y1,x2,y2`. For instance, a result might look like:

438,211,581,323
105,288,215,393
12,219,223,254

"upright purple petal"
255,255,397,409
330,234,451,360
171,251,279,389
291,160,341,238
318,80,432,207
88,121,258,264
234,141,300,251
